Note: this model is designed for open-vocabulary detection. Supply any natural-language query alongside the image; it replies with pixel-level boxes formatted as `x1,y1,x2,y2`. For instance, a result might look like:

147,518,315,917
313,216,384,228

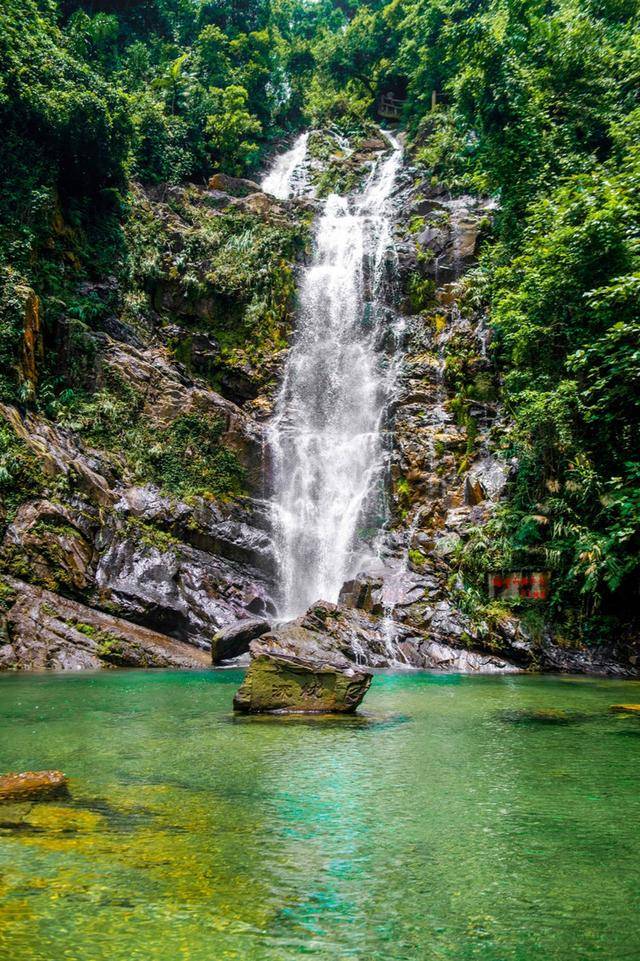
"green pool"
0,670,639,960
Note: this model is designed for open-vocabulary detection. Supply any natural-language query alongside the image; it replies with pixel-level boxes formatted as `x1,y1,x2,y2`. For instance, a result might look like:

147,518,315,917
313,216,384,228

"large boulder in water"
233,623,372,714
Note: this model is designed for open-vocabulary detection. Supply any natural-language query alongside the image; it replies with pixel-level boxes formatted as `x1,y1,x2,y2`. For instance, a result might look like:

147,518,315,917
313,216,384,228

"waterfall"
269,132,403,620
261,133,309,200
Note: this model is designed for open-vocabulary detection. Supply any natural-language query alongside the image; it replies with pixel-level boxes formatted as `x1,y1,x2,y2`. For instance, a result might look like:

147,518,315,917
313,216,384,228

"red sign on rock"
488,571,549,601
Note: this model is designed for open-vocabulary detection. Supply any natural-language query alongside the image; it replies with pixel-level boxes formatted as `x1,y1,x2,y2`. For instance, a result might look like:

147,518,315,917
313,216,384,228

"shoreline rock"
0,577,211,671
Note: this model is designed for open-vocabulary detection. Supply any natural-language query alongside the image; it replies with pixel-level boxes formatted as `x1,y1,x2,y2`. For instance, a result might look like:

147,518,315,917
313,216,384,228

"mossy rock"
233,653,371,714
233,624,372,714
498,708,589,726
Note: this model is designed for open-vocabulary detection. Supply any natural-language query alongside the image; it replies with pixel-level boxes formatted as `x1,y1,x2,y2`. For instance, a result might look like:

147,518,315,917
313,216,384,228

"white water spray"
261,133,310,200
269,132,403,620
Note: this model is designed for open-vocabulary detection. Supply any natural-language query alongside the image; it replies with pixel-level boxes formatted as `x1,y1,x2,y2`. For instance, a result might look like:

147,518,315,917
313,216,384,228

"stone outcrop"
116,485,273,569
94,514,274,646
211,617,270,663
0,577,210,670
95,338,264,489
0,403,116,507
16,284,44,398
207,173,261,196
1,498,97,594
0,770,69,803
233,623,372,714
301,598,522,672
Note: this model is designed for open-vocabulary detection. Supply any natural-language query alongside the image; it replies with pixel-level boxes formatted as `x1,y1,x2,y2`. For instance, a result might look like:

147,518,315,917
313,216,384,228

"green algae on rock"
0,770,68,803
233,624,372,714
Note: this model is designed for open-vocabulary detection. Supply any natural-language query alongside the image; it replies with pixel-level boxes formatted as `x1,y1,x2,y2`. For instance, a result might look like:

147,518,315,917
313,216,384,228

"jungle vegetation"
0,0,639,632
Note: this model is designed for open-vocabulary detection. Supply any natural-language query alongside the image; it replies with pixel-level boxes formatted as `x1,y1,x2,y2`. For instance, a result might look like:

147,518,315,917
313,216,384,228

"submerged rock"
233,624,372,714
498,708,580,725
0,770,69,803
211,617,270,664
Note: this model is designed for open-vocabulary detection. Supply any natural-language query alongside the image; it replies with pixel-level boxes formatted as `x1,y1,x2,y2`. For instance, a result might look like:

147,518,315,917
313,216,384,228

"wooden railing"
377,93,404,120
377,90,443,119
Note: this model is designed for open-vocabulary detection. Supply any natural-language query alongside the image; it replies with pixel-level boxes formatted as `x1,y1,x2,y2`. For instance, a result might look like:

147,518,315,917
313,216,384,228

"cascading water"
269,132,403,620
261,133,310,200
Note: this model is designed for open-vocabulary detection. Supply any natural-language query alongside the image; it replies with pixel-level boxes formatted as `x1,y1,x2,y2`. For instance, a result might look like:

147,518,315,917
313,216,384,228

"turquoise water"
0,669,639,960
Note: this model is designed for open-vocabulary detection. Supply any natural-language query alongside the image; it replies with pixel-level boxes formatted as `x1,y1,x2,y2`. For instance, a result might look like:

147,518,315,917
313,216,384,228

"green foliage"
0,423,46,520
205,85,262,174
53,376,245,501
0,270,28,403
124,184,309,384
306,0,640,621
137,412,245,501
1,0,639,636
124,518,181,554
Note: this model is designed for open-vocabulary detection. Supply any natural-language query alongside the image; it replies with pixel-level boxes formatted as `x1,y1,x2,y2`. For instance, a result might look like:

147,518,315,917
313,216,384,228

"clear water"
1,670,639,960
269,135,403,619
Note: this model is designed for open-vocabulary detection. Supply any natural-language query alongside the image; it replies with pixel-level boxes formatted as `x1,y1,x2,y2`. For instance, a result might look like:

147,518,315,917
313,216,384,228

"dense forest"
1,0,639,650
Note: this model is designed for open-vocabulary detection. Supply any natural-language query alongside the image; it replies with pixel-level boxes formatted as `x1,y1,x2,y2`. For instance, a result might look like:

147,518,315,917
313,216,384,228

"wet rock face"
117,485,274,569
211,617,270,664
16,285,43,398
301,596,523,673
94,517,274,647
0,403,116,507
233,623,372,714
406,192,495,284
0,577,210,671
95,339,265,492
0,293,279,671
1,499,97,595
464,457,510,506
0,770,69,803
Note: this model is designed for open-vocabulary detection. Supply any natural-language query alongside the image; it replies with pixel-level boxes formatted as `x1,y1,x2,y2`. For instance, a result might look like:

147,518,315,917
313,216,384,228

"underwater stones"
233,624,372,714
211,617,270,664
498,708,596,725
0,770,69,803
